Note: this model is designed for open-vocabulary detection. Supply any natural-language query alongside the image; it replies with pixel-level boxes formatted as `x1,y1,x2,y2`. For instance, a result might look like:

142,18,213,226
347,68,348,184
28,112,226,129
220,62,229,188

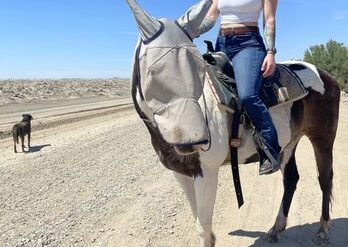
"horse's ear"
125,0,162,42
177,0,212,39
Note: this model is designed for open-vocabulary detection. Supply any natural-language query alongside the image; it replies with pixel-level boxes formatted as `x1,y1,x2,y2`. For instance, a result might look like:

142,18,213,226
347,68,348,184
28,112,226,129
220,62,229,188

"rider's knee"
239,94,259,106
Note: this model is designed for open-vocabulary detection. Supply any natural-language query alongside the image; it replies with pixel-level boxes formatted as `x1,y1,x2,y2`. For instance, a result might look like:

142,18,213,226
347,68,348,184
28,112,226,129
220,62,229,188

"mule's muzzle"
174,143,204,155
153,98,208,145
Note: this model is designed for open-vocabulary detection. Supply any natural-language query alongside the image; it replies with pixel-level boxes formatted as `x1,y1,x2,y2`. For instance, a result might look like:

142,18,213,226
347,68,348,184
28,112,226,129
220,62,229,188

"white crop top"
218,0,263,24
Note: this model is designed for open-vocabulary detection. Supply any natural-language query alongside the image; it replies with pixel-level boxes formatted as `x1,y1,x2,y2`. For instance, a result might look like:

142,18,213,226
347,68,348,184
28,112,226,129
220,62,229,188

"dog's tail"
12,125,20,144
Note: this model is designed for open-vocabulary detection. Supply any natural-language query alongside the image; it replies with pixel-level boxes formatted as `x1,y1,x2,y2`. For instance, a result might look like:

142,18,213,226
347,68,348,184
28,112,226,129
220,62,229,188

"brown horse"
126,0,340,246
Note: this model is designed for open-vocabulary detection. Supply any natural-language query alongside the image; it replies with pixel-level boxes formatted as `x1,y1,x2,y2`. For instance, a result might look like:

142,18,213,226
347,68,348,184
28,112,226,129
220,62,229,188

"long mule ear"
177,0,212,39
125,0,162,42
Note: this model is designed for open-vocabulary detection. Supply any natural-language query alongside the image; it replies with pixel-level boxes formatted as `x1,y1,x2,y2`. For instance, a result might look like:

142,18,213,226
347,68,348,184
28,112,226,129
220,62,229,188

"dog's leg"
13,128,18,153
28,132,31,150
20,135,25,152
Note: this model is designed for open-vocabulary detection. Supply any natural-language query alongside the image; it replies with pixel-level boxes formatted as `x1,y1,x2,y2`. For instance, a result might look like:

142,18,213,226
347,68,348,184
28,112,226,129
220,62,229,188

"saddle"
203,44,308,113
202,41,309,208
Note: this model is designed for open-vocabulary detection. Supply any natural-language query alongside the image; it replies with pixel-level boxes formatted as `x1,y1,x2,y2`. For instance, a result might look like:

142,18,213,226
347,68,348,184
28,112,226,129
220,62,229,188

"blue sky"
0,0,347,79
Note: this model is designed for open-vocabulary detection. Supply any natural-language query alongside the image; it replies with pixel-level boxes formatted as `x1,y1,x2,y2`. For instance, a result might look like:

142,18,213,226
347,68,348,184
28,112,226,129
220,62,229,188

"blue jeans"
215,31,281,158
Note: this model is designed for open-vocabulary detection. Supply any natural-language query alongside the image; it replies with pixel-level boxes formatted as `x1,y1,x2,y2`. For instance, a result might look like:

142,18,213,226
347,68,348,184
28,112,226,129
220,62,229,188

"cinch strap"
230,108,244,208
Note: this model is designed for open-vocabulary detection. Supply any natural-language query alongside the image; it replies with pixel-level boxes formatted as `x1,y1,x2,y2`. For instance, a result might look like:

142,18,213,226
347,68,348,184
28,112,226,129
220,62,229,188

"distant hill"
0,78,130,105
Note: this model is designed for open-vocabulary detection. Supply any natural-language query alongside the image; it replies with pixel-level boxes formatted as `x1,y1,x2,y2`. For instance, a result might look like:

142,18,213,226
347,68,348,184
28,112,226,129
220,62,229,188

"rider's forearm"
263,0,277,53
264,20,276,52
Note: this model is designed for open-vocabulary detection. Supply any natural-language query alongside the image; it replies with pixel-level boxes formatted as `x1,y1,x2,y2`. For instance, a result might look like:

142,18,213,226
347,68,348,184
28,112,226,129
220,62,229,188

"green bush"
304,40,348,92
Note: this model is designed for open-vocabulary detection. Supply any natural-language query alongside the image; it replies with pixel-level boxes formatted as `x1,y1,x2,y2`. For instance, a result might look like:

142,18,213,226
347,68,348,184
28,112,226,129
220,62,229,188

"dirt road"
0,96,132,139
0,100,347,247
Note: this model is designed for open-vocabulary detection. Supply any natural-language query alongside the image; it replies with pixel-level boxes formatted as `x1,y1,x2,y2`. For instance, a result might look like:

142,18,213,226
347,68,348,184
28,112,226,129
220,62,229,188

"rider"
198,0,281,175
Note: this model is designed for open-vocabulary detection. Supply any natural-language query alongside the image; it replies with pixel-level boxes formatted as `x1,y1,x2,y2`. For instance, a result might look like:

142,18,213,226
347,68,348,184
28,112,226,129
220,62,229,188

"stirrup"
259,157,280,175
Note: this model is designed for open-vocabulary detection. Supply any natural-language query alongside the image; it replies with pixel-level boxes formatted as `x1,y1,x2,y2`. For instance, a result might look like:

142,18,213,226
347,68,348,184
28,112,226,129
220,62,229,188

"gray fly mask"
126,0,212,146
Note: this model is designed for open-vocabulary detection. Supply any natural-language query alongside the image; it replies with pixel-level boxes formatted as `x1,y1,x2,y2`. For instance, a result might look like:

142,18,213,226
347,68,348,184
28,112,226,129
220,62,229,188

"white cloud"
334,10,348,21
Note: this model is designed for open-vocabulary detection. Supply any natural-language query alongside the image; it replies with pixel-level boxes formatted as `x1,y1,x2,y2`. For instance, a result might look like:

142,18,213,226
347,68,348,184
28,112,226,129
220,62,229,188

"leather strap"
220,26,259,36
230,109,244,208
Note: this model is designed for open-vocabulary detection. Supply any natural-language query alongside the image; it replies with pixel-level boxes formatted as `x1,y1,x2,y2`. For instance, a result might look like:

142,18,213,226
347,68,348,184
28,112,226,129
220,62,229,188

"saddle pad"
206,62,309,112
206,64,239,113
273,64,309,107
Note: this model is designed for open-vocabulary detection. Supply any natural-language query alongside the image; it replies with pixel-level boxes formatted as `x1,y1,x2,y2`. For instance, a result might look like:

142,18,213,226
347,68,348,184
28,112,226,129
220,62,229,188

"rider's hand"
261,53,276,78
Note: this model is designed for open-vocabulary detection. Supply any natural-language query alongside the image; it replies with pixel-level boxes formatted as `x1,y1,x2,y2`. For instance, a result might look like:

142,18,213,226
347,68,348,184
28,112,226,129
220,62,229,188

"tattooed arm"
261,0,278,77
263,0,278,53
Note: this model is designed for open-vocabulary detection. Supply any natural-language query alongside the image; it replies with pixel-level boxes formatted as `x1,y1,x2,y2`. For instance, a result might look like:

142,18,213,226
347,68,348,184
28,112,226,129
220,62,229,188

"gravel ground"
0,102,347,246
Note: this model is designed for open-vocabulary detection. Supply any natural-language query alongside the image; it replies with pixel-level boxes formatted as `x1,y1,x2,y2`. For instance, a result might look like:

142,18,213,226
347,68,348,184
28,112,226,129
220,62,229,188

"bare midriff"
221,22,258,28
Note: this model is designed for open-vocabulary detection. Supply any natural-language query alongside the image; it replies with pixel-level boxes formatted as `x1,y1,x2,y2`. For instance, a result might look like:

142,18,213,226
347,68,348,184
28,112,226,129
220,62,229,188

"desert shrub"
304,40,348,92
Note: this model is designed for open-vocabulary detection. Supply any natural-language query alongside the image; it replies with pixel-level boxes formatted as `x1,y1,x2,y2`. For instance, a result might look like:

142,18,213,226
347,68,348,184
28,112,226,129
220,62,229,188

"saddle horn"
204,40,215,52
125,0,162,41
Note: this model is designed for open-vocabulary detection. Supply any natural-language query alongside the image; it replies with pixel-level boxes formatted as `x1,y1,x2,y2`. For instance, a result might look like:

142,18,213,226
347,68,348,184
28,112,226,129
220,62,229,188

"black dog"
12,114,33,153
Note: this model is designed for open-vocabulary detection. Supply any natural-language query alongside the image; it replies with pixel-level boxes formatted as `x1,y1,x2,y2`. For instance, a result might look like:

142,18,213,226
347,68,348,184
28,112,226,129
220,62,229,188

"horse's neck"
199,77,218,110
197,78,231,165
